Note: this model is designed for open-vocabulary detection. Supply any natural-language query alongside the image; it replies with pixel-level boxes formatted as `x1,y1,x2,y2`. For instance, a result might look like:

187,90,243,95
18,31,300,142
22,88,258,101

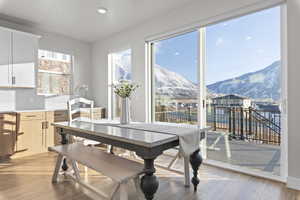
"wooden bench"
49,143,144,200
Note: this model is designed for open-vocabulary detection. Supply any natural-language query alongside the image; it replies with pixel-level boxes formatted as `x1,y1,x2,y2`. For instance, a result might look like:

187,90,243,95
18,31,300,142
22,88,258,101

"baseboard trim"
287,177,300,190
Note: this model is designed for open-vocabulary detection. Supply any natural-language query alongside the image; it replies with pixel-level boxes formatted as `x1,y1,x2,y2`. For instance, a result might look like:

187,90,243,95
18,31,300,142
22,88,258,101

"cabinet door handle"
12,76,16,85
26,115,37,118
42,127,44,146
45,129,47,148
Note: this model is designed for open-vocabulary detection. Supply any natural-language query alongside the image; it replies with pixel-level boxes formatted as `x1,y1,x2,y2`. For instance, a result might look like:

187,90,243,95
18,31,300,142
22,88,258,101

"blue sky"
154,6,280,85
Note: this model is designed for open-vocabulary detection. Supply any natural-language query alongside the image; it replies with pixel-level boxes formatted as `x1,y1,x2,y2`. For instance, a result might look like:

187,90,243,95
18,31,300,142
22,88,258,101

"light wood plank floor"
0,152,299,200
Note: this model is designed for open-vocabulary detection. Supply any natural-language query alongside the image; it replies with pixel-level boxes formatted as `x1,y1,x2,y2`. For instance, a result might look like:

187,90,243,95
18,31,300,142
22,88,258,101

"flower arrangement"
113,80,140,98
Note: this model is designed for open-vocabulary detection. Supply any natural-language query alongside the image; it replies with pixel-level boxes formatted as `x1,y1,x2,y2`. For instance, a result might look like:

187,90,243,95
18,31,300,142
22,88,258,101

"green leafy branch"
112,80,140,98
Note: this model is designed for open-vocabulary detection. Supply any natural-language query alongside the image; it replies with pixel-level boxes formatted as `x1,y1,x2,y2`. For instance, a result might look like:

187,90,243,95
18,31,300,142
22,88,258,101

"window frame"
147,4,287,181
108,48,132,120
37,49,74,96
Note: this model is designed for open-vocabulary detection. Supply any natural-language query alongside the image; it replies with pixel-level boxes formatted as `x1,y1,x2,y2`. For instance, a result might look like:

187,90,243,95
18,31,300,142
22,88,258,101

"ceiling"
0,0,194,42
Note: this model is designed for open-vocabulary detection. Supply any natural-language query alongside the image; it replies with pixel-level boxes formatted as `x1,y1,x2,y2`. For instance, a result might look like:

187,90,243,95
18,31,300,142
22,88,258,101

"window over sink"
37,50,73,96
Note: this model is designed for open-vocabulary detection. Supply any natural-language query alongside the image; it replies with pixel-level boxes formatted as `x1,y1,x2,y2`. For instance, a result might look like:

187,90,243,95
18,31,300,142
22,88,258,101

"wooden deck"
205,131,281,175
0,151,298,200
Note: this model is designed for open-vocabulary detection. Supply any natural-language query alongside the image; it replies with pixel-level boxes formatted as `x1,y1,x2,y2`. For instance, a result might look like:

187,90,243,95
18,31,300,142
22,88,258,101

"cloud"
245,36,253,40
174,52,180,56
216,37,224,46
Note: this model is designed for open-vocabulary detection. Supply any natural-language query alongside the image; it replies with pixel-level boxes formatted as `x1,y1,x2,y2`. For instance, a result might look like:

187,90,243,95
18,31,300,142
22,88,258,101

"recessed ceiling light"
97,8,108,14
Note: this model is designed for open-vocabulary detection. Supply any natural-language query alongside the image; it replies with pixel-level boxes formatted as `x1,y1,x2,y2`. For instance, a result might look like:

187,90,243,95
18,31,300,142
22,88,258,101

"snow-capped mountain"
117,59,280,101
154,65,198,99
114,50,131,81
207,61,281,100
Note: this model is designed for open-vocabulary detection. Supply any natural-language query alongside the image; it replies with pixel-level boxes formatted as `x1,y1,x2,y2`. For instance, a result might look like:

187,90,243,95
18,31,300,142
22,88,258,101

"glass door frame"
146,4,287,181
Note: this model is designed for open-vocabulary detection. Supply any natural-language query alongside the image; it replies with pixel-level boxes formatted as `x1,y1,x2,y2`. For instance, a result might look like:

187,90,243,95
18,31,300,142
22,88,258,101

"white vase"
120,97,130,124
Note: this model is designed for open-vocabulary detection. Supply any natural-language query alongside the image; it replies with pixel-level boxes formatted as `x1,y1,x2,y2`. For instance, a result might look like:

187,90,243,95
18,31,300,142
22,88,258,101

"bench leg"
184,156,190,187
134,177,144,200
52,154,64,183
119,183,128,200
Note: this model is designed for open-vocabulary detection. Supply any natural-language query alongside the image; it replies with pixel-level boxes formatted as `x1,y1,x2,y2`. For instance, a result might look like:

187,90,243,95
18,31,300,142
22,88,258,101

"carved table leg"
60,128,69,171
140,158,159,200
190,149,202,192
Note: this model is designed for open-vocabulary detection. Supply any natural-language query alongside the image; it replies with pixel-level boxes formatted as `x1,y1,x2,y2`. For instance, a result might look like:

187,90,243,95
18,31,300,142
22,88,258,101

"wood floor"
0,152,299,200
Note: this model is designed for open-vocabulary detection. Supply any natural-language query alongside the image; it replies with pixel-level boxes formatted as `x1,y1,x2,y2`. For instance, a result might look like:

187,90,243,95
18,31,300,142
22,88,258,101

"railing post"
240,107,244,140
232,107,236,139
188,106,192,123
228,107,232,133
161,105,166,122
249,107,252,135
213,105,217,131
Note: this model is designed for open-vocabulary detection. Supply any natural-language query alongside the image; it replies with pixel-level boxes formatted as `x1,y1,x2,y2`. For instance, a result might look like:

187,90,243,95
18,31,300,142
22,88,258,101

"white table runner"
119,123,207,157
79,118,210,157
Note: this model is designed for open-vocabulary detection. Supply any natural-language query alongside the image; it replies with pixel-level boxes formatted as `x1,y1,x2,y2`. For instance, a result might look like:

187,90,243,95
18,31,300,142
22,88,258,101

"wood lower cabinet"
0,113,17,158
6,107,105,158
13,111,54,158
15,118,44,157
45,111,54,149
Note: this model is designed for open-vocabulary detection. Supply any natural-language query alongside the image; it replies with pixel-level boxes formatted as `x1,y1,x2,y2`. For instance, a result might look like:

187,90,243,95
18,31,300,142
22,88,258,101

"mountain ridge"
207,61,280,100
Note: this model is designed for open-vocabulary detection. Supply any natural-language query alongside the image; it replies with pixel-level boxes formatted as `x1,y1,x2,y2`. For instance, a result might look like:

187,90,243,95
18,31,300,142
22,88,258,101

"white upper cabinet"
12,32,37,88
0,29,11,87
0,27,39,88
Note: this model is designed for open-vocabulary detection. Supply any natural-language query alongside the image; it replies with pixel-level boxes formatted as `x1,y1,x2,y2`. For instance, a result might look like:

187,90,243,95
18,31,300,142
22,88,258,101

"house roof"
212,94,249,100
255,104,280,112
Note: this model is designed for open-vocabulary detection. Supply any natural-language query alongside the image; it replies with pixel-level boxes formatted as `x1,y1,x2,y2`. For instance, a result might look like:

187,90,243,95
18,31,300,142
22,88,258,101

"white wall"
286,0,300,189
0,19,93,111
91,0,300,187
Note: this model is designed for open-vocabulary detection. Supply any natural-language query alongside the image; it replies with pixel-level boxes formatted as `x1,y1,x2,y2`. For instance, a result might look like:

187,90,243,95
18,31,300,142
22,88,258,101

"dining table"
52,120,207,200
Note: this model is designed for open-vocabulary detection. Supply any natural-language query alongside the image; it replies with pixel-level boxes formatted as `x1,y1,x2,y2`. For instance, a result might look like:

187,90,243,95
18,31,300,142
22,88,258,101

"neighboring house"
212,94,251,108
253,103,280,113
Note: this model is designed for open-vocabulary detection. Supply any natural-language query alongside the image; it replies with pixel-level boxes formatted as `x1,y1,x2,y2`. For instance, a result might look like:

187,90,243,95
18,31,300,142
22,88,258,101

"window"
151,31,199,124
37,50,73,96
109,49,132,119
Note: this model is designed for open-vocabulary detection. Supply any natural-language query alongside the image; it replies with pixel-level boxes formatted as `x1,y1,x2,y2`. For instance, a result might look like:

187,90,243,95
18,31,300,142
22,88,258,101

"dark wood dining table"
52,121,203,200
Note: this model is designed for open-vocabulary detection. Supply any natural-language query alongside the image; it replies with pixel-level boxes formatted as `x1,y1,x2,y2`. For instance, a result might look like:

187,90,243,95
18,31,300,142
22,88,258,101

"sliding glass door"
151,31,199,125
150,6,285,177
205,6,282,176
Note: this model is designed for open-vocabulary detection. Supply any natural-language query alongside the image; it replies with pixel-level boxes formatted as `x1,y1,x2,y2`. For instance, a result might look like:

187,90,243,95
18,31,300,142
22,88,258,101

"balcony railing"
155,105,281,145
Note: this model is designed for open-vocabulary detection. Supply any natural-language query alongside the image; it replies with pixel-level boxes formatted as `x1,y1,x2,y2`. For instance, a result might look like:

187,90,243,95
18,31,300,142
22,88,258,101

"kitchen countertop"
0,108,68,114
0,107,104,114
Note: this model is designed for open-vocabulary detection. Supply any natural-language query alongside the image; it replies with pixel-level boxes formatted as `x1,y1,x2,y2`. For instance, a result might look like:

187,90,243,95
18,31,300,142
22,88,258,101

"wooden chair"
67,97,99,146
49,143,144,200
